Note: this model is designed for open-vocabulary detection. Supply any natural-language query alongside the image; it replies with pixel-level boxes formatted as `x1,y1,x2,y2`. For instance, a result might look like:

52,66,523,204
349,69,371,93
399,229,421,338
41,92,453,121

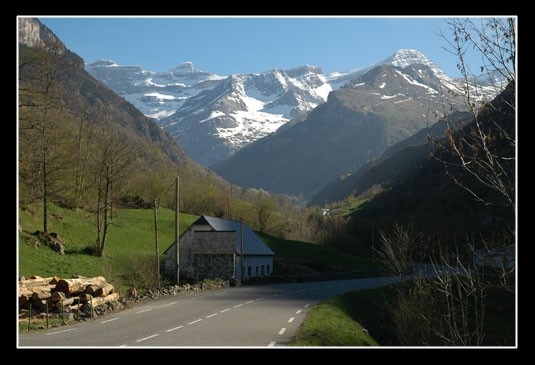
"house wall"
165,230,236,280
236,255,273,281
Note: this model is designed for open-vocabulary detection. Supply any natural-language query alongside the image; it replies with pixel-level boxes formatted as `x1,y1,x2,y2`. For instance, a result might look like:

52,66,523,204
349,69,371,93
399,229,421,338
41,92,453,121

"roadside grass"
290,278,516,347
289,285,398,347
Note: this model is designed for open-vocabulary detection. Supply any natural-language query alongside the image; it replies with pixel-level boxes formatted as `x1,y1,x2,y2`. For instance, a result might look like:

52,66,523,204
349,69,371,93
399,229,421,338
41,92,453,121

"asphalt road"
18,276,400,348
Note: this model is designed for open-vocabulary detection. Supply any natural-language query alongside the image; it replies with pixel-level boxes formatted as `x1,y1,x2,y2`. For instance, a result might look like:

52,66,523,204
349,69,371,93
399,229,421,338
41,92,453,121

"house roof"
165,215,274,256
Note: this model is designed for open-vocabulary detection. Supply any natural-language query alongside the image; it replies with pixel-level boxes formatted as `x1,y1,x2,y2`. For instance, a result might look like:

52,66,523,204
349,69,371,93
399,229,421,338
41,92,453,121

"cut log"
79,293,93,302
94,284,115,297
31,291,52,301
19,294,30,307
55,276,107,295
19,287,33,297
89,292,119,307
19,276,60,288
53,297,79,307
51,291,66,302
85,285,100,295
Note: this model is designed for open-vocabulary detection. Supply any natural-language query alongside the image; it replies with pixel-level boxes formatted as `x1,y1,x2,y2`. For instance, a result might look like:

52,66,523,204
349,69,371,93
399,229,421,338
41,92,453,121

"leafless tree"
18,37,81,232
92,123,135,257
432,17,516,214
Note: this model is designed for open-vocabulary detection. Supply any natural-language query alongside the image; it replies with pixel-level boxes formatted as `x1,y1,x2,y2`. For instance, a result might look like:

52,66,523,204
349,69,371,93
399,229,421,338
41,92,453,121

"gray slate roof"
188,216,274,256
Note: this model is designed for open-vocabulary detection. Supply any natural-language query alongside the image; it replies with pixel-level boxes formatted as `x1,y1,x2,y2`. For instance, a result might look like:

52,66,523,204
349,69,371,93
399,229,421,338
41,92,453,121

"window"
248,266,251,277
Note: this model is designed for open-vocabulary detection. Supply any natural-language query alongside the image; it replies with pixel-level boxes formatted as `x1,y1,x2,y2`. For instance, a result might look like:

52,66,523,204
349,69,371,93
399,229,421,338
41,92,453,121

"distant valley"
86,43,506,201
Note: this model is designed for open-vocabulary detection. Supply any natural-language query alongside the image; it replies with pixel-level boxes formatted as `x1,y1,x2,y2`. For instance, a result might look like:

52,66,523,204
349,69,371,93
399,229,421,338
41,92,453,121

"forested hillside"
17,18,320,251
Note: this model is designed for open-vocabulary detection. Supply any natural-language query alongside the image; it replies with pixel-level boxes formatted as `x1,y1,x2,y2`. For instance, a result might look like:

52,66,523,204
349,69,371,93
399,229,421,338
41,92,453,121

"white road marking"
245,300,254,304
296,310,302,314
136,334,159,342
136,309,152,314
268,341,276,347
279,328,286,335
165,325,183,333
221,308,231,313
163,301,178,306
304,304,310,308
45,328,77,335
100,317,119,324
233,304,243,308
206,313,217,318
188,319,202,325
288,317,295,323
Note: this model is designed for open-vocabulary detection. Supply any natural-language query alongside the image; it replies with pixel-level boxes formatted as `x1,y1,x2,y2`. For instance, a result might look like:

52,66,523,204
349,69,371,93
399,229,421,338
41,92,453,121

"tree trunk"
94,284,114,297
55,276,107,295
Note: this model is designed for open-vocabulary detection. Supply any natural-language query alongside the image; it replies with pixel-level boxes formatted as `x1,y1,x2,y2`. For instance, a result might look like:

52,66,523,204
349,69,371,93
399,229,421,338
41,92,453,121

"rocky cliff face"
18,17,59,47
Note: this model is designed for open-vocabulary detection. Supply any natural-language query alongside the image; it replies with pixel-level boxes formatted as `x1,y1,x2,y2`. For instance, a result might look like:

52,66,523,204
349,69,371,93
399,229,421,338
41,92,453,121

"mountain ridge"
209,59,504,197
87,48,485,167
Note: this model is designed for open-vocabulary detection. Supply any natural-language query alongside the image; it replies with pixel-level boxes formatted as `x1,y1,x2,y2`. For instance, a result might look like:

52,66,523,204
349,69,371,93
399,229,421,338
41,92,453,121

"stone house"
164,215,275,282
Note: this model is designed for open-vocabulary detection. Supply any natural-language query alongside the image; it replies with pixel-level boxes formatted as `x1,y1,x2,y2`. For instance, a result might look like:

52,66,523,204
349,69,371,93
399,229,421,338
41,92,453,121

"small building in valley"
164,215,275,282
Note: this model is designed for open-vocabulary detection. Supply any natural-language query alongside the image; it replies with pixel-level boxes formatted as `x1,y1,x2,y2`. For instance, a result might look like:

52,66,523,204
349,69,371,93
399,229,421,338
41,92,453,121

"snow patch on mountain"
86,49,507,167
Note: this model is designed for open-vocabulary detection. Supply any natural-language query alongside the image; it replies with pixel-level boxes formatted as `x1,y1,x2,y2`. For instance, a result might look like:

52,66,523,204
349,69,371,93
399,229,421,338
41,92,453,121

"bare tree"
432,17,516,214
92,123,135,257
18,37,81,232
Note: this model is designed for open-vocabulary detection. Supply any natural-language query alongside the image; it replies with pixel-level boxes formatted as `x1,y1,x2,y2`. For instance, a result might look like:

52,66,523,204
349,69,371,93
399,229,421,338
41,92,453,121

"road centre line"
163,301,178,306
268,341,276,347
188,319,203,325
245,300,254,304
165,325,184,332
221,308,231,313
136,309,152,314
296,310,302,314
288,317,295,323
136,334,159,342
206,313,218,318
233,304,243,308
278,328,286,335
100,317,119,324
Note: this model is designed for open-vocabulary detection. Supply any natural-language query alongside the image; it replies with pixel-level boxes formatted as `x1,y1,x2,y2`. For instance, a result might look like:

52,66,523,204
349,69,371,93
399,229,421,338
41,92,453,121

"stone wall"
193,254,235,281
165,230,237,281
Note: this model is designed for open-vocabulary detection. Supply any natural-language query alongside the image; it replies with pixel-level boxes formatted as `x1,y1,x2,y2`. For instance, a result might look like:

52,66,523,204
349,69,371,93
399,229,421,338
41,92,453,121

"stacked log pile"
19,275,118,316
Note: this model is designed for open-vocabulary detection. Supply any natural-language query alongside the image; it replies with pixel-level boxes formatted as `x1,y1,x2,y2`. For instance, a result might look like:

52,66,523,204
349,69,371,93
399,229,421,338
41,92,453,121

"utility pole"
154,199,160,288
240,218,244,282
175,176,180,284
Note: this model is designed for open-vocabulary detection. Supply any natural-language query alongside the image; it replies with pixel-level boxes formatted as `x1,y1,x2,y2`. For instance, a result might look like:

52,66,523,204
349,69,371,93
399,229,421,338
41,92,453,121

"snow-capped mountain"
85,60,226,120
160,65,335,165
86,49,505,167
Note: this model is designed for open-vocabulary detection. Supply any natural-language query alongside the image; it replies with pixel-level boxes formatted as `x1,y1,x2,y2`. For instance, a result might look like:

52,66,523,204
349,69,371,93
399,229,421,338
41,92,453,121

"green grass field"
256,231,382,272
18,203,381,281
18,203,198,280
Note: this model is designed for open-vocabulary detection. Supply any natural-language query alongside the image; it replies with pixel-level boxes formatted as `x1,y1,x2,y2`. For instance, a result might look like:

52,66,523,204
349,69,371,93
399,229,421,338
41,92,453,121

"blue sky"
37,16,489,78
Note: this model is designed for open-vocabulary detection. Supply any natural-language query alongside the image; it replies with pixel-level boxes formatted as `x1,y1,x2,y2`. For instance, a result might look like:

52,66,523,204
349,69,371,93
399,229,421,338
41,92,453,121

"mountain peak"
87,59,118,67
380,49,451,80
170,61,197,73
